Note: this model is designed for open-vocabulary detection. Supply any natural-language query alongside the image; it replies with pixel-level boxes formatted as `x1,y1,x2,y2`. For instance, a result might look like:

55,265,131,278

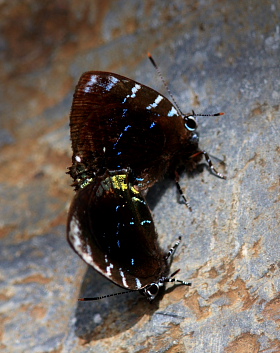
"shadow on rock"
73,267,162,342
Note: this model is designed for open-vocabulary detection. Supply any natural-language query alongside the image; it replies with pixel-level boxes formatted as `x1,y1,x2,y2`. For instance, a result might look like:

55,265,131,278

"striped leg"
191,150,226,179
165,236,182,260
164,269,191,286
175,171,192,211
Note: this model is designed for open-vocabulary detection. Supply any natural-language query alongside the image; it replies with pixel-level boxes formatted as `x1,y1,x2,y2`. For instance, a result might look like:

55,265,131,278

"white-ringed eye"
184,115,197,131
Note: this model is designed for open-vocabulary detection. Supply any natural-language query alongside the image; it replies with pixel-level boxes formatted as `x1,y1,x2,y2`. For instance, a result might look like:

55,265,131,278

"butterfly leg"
165,236,182,260
190,151,226,179
163,240,192,287
175,171,192,211
165,269,191,286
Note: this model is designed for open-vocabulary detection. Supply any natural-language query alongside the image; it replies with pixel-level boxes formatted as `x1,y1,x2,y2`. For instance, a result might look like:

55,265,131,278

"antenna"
78,290,135,301
148,52,183,115
191,110,225,117
148,53,225,119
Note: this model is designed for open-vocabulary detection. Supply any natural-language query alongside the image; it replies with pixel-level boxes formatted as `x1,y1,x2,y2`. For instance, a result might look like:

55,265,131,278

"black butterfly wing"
67,171,168,290
69,72,187,188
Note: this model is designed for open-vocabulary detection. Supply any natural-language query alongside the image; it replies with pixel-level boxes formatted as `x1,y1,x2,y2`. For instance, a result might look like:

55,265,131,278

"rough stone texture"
0,1,279,352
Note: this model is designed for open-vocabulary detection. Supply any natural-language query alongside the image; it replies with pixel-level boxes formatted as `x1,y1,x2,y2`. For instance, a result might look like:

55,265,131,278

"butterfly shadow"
145,177,174,210
145,166,205,211
73,267,163,342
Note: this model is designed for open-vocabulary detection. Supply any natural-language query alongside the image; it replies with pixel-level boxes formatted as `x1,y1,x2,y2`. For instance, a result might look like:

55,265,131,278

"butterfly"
67,60,225,301
67,169,190,301
68,71,224,191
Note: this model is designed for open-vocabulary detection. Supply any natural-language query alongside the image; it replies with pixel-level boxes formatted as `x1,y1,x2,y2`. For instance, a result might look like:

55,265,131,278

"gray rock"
0,1,279,352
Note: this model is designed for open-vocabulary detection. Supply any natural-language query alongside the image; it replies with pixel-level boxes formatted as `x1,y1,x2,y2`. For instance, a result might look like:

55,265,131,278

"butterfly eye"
184,115,197,131
143,283,160,301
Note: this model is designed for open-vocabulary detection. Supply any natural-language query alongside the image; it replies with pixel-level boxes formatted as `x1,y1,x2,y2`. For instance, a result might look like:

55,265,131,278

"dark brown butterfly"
67,169,190,301
68,71,224,192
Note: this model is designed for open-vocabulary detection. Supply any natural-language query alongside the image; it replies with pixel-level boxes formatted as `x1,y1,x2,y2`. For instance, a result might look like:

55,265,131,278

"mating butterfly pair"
67,59,225,301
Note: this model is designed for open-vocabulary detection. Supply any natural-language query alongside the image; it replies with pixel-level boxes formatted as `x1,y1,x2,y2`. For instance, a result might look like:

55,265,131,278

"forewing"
69,72,180,185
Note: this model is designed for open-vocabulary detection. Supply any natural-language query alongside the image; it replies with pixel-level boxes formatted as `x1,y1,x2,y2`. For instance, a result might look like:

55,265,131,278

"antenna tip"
147,52,157,68
212,112,225,116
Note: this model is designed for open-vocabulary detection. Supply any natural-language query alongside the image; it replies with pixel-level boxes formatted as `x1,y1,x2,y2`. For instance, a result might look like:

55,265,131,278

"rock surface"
0,1,279,352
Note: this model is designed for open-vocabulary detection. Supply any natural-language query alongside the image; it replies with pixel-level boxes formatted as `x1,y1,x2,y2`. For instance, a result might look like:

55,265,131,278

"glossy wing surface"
69,72,182,186
67,171,168,290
